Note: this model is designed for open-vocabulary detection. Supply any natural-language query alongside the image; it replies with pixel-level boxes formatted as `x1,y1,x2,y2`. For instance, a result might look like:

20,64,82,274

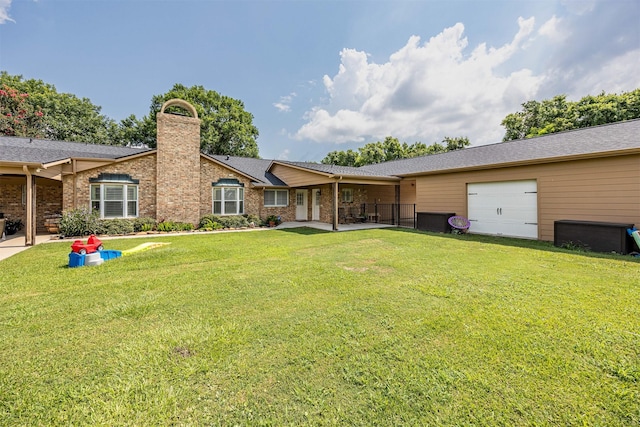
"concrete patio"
276,221,395,232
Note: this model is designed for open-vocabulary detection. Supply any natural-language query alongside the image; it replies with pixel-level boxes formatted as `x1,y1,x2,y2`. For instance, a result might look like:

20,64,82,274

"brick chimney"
156,99,201,225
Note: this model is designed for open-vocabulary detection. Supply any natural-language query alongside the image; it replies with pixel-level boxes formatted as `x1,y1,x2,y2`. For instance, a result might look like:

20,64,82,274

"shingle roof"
360,119,640,176
2,119,638,182
273,160,388,177
0,136,152,164
207,155,287,186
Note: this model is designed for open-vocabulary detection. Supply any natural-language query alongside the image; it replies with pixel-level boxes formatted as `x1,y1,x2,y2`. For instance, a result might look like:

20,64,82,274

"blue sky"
1,0,638,161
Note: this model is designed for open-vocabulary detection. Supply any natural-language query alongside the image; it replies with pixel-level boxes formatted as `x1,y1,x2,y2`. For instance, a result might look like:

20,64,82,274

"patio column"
22,166,36,246
332,181,339,231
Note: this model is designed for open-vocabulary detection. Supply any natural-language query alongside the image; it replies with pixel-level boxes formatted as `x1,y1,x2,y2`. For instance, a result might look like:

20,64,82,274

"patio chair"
0,219,5,241
339,207,355,224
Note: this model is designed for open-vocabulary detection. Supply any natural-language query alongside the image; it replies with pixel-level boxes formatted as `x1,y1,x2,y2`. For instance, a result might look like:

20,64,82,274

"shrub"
132,217,156,232
175,222,194,231
199,218,223,231
97,219,135,235
156,221,176,232
245,214,260,227
59,208,100,237
266,215,281,226
140,223,154,232
198,215,248,230
199,214,221,229
220,216,249,229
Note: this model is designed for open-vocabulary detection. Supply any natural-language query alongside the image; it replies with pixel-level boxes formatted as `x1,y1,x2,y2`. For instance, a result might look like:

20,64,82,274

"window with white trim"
264,189,289,207
212,182,244,215
90,183,138,218
341,188,354,203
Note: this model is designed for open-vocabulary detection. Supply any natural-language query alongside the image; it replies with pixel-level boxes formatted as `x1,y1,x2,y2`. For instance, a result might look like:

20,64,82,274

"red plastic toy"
70,234,104,255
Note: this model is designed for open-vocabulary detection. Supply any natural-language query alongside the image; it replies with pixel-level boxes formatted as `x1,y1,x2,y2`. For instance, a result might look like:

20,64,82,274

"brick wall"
62,154,157,219
0,180,25,226
257,188,296,222
156,111,201,224
0,178,62,233
37,179,63,233
199,158,253,219
200,157,296,222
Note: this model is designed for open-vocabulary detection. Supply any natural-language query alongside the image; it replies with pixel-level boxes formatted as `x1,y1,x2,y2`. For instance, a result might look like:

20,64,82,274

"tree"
0,73,262,157
321,136,470,166
0,72,117,144
0,84,45,137
137,84,260,157
501,89,640,141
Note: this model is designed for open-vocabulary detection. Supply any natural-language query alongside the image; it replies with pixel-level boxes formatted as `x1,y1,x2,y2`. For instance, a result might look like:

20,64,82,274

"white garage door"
467,180,538,239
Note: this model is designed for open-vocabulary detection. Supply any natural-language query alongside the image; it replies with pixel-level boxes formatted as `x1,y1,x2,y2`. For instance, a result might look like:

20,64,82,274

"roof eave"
397,148,640,177
268,160,334,177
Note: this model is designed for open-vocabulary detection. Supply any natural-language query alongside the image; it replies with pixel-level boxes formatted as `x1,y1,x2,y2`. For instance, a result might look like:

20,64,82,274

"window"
264,189,289,207
90,183,138,218
341,188,354,203
213,186,244,215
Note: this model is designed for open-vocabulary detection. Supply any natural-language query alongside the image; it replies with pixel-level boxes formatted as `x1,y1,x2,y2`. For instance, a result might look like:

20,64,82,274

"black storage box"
554,220,635,254
417,212,456,233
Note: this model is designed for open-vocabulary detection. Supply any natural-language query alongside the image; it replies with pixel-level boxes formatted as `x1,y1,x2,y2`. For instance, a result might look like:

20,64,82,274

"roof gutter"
397,148,640,178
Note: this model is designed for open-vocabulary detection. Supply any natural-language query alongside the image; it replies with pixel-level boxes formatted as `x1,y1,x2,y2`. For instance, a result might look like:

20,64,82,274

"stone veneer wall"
156,111,201,224
62,154,158,219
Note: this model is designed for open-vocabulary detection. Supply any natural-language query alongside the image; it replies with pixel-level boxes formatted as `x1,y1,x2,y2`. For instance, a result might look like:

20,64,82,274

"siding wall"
367,185,395,204
414,154,640,241
270,164,333,187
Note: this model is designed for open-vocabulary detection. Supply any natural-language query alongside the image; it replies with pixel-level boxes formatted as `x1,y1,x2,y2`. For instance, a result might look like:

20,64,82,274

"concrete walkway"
0,221,395,262
276,221,394,232
0,232,54,262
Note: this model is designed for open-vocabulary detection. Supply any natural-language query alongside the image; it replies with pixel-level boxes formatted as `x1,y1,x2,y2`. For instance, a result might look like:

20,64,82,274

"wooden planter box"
554,220,635,254
44,216,61,234
417,212,456,233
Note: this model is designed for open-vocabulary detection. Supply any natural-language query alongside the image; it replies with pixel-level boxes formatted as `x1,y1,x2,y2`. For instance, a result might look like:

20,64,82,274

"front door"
296,189,308,220
312,188,320,221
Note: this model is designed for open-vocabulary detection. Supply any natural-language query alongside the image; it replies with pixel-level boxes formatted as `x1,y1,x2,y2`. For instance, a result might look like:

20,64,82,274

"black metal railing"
345,203,415,228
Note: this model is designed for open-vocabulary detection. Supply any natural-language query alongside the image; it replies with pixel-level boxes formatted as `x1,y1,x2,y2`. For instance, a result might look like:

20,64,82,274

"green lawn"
1,228,638,425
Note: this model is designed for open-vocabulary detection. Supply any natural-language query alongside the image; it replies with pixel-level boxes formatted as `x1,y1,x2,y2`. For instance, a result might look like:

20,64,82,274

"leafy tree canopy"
0,71,117,144
0,84,45,137
501,89,640,141
321,136,470,167
0,74,261,157
129,84,260,158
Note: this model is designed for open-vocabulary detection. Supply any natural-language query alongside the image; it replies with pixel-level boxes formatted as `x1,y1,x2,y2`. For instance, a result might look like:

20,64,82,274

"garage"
467,180,538,239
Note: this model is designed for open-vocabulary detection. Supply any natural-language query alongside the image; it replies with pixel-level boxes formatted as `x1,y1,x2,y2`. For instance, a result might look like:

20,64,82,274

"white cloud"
538,15,569,42
295,17,542,146
561,0,596,15
565,49,640,98
0,0,15,24
273,92,297,113
277,149,290,160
